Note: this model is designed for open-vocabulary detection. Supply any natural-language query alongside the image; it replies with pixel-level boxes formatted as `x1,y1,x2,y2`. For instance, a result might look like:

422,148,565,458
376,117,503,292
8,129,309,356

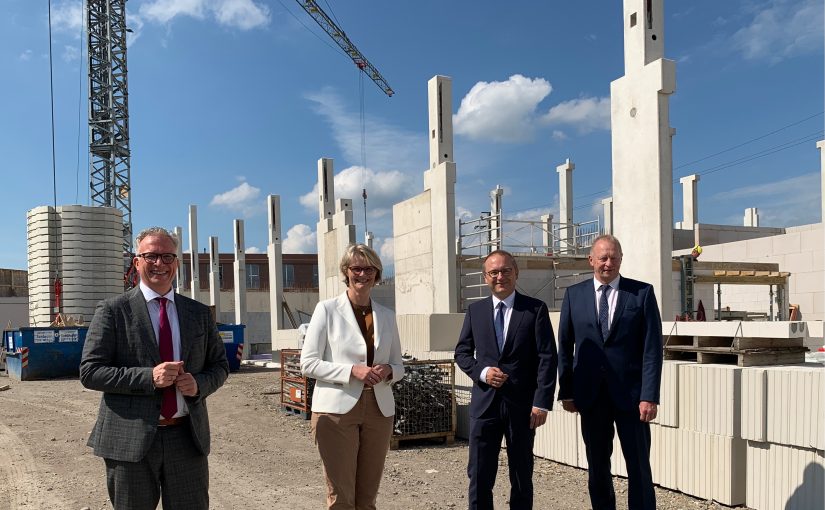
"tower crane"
296,0,394,97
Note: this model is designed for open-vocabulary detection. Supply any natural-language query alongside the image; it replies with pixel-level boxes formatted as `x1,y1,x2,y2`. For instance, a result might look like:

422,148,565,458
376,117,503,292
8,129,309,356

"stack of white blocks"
27,205,124,326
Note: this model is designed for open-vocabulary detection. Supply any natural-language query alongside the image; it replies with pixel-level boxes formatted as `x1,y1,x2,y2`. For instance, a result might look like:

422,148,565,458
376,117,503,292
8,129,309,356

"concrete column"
329,199,356,299
744,208,760,227
541,213,554,254
365,231,374,249
233,219,246,330
489,186,503,251
173,226,184,293
428,75,454,169
677,174,700,230
818,140,825,225
423,162,458,313
316,158,335,300
188,205,200,302
557,159,574,253
611,0,675,319
601,197,614,235
208,236,220,311
267,195,284,334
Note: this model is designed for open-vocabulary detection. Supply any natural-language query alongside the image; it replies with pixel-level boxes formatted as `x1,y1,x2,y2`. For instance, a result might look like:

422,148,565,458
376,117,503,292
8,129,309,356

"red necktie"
156,297,177,419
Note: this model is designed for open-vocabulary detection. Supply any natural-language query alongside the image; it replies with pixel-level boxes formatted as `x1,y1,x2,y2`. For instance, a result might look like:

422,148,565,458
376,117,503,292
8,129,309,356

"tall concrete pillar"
541,213,554,254
316,158,335,300
428,76,454,169
490,186,503,252
208,236,220,311
744,208,760,227
677,174,700,230
557,159,574,253
188,205,200,302
233,219,247,330
602,197,614,235
611,0,675,319
365,231,374,249
818,140,825,225
173,226,184,293
267,195,284,334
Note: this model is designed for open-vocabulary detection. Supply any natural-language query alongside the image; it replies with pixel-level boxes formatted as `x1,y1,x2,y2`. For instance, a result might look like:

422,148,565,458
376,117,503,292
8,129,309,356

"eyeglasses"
485,268,513,278
348,266,376,275
137,253,177,264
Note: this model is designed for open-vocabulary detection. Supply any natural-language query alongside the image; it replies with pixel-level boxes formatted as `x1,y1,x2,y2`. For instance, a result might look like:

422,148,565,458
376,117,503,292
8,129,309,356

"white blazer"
300,293,404,416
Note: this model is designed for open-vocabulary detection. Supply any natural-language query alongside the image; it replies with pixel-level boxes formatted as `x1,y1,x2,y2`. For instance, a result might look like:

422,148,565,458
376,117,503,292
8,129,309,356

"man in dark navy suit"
558,235,663,510
455,249,557,510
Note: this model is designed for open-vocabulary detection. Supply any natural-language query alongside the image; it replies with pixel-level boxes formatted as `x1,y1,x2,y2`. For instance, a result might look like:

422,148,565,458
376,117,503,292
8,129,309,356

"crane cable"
359,69,369,241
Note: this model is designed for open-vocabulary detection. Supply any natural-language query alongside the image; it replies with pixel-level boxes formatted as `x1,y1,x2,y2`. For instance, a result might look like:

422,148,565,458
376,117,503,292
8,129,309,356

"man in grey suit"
81,227,229,509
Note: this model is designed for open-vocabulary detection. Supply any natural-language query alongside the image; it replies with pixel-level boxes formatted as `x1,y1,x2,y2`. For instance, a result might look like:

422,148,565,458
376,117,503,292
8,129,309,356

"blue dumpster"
217,324,245,372
3,327,88,381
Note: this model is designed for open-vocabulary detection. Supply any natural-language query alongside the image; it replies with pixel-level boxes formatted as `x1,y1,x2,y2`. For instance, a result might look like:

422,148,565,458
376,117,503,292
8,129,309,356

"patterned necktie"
599,285,611,340
495,302,507,352
157,297,177,419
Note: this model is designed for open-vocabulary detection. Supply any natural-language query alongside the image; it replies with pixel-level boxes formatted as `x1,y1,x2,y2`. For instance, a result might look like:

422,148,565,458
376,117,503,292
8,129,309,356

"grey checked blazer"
80,287,229,463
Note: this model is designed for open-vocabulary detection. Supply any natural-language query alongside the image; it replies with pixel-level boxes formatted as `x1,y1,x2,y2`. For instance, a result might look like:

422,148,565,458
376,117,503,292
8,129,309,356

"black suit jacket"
455,292,558,418
80,287,229,462
557,277,663,412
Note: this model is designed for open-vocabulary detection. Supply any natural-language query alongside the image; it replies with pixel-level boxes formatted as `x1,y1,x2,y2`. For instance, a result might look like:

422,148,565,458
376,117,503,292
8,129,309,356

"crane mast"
296,0,394,97
87,0,133,253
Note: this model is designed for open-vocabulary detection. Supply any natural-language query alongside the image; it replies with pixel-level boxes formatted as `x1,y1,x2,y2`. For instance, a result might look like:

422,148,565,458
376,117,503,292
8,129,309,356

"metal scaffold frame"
87,0,132,253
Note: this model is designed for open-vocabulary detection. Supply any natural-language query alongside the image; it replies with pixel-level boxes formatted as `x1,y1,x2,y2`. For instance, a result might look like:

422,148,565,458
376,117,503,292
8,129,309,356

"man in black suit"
558,234,663,510
81,227,229,509
455,249,558,510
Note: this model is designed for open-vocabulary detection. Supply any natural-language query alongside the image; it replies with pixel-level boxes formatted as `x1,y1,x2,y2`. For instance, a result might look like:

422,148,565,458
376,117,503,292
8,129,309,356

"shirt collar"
492,291,516,309
593,275,621,292
139,281,176,303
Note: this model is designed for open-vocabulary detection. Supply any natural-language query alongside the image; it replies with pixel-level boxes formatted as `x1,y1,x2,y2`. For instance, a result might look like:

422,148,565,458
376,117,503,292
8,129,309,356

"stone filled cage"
392,359,456,444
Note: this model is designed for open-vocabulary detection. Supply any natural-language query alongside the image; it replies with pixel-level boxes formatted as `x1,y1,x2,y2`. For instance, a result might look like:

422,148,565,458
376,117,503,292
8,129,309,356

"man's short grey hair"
135,227,178,250
590,234,622,256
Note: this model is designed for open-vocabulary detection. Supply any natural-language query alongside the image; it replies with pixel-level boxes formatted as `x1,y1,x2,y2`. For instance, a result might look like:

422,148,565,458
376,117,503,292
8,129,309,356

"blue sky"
1,0,822,270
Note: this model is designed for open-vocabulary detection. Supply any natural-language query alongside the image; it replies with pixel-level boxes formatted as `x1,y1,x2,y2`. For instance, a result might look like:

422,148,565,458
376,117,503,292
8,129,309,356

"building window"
246,264,260,289
312,264,319,287
283,264,295,288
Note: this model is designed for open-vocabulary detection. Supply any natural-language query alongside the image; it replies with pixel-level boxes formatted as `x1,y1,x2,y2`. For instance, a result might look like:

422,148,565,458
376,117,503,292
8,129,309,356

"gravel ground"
0,367,746,509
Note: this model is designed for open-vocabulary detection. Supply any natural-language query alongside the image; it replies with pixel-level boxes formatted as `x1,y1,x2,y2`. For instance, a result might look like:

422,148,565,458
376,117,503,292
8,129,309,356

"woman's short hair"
339,243,383,286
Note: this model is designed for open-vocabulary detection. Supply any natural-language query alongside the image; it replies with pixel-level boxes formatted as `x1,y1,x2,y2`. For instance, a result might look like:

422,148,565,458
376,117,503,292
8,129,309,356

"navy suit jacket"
557,277,663,412
455,292,558,418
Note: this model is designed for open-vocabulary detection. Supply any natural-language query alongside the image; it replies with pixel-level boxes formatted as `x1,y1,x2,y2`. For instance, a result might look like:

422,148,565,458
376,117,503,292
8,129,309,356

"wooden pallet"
390,431,455,450
664,345,807,367
282,403,310,420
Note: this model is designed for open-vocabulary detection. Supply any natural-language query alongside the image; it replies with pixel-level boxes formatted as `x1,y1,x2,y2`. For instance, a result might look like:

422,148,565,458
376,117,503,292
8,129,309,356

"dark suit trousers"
467,394,535,510
579,383,655,510
105,423,208,510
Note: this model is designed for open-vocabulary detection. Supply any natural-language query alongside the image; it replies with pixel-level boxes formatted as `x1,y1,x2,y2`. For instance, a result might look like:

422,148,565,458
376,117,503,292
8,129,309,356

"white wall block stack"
650,423,679,490
534,410,578,467
27,205,124,326
676,428,747,505
679,363,741,437
765,365,825,450
746,441,825,510
740,367,768,441
610,434,628,478
653,360,690,427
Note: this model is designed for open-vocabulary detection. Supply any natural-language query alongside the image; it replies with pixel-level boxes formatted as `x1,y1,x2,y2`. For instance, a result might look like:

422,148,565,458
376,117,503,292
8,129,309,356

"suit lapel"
336,293,361,338
175,295,193,362
129,288,161,365
502,293,525,356
607,279,628,342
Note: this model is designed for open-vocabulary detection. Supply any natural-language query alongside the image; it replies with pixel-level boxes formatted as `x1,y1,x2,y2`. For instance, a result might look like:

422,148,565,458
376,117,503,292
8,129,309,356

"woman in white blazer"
301,243,404,510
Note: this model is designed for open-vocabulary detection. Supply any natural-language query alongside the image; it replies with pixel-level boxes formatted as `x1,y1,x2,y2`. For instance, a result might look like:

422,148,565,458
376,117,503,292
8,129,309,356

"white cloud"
283,224,316,254
710,172,821,227
51,1,84,33
378,237,394,262
731,0,823,63
140,0,270,29
19,50,33,61
304,89,424,172
62,45,80,62
245,246,263,254
209,181,262,217
454,75,552,143
551,130,568,141
299,165,413,220
541,96,610,134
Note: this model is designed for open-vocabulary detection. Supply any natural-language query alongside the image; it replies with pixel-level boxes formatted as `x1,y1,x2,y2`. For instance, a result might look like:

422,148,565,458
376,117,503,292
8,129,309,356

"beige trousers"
311,389,394,510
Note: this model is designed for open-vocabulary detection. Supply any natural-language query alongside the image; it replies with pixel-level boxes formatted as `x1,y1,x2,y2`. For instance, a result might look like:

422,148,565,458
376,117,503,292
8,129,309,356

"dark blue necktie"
495,302,506,352
599,285,611,340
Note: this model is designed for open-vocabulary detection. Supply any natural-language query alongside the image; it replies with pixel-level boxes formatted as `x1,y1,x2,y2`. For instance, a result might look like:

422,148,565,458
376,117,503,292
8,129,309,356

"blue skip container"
3,327,88,381
217,324,245,372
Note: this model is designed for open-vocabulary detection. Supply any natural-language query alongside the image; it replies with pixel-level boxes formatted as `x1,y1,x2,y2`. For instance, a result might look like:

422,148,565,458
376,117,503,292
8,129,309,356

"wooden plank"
693,261,780,272
694,275,788,285
390,431,455,450
740,270,755,276
663,345,807,367
733,337,804,349
754,271,770,276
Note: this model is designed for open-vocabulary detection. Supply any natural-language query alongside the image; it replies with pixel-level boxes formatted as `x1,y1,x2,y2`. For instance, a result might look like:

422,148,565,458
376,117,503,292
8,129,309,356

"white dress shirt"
593,275,621,327
479,291,516,383
139,281,188,418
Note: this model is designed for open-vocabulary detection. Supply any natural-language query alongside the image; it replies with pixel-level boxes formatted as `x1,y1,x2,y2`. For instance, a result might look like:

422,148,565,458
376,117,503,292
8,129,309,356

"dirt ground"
0,367,744,510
